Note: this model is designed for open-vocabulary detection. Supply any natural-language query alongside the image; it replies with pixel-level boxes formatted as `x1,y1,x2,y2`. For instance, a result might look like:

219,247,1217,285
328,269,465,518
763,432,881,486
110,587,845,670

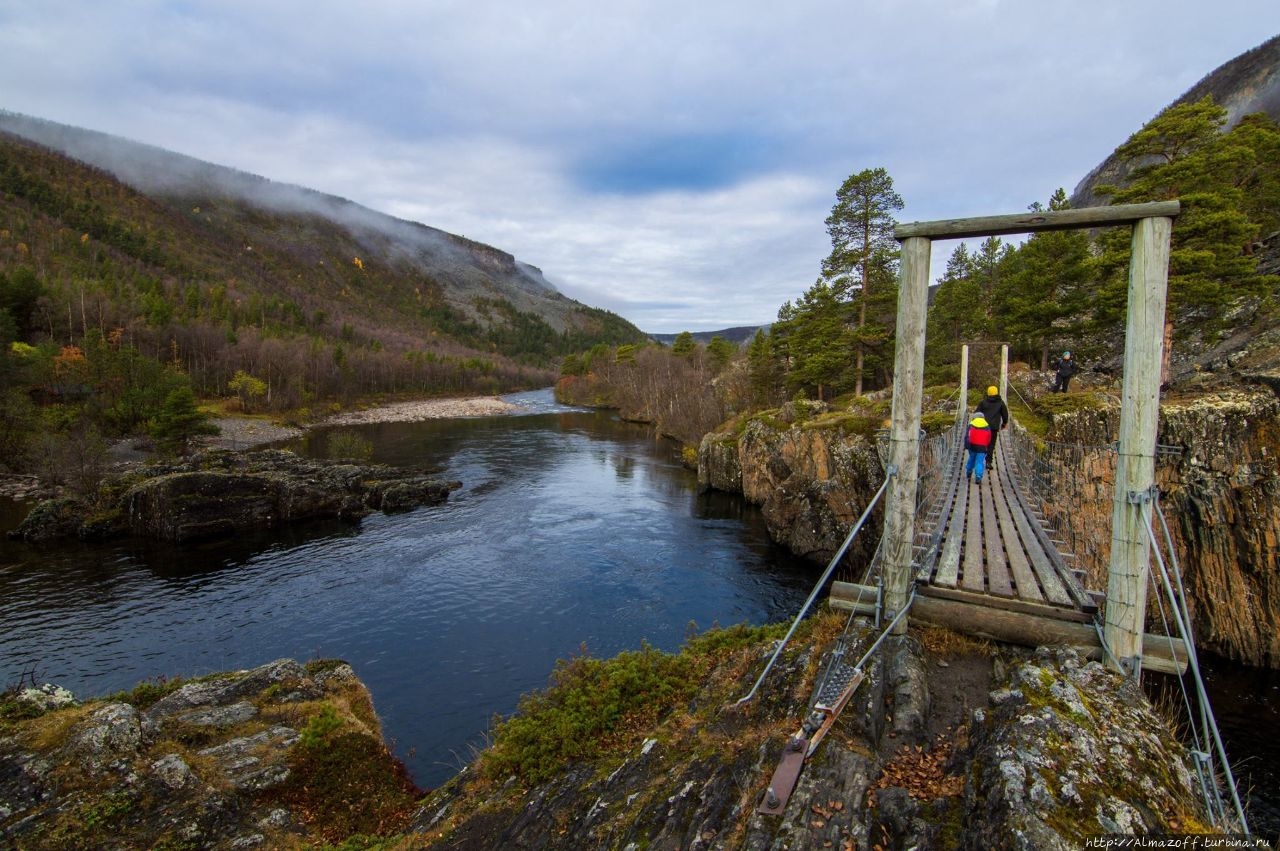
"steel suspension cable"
735,471,895,706
1142,503,1249,834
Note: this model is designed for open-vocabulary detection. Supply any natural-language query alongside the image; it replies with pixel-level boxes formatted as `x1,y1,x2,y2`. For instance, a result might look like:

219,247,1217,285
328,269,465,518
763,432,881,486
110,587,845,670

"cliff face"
1035,388,1280,668
702,385,1280,668
699,401,884,567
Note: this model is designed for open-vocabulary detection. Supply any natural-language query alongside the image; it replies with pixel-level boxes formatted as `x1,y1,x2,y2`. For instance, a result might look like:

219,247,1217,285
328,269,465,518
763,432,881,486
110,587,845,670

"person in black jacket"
1051,351,1078,392
975,385,1009,467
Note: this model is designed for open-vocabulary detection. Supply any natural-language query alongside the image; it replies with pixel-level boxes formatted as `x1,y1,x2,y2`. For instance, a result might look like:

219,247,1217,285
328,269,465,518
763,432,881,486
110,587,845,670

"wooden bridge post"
882,236,932,633
958,344,970,426
999,344,1009,402
1103,214,1173,678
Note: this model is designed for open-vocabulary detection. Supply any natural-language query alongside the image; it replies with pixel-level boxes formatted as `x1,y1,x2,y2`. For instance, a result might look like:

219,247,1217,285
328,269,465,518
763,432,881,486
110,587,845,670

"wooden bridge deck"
829,428,1187,673
914,436,1098,621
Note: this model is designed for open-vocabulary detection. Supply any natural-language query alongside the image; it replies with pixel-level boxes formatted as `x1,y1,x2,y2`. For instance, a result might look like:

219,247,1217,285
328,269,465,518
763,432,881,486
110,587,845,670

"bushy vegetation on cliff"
555,334,750,446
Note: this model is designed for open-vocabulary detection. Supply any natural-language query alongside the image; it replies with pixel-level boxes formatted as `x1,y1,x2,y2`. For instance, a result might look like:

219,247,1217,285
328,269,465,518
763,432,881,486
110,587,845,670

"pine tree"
1094,96,1279,356
746,328,782,407
821,167,903,394
670,331,696,357
705,336,735,373
926,244,984,369
997,190,1091,368
772,280,854,401
150,385,218,455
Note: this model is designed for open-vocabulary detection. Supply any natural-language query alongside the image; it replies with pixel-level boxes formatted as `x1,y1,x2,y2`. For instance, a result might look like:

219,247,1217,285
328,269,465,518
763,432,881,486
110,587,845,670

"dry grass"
916,625,994,657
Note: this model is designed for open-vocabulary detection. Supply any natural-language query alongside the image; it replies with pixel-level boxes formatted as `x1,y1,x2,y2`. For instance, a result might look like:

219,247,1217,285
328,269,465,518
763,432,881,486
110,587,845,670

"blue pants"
966,449,987,482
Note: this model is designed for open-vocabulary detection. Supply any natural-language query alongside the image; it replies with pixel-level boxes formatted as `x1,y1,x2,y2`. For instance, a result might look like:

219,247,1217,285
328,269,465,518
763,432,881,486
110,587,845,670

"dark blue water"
0,390,813,788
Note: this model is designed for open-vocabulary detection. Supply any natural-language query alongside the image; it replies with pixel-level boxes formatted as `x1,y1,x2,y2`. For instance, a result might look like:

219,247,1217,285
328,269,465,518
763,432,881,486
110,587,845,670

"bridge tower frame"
881,201,1178,680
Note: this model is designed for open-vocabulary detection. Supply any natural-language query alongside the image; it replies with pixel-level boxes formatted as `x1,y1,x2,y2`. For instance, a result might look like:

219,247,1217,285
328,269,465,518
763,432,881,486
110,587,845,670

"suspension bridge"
742,200,1252,833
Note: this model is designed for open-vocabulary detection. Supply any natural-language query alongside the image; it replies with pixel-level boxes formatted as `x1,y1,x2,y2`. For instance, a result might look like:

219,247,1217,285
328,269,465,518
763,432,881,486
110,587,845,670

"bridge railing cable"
1005,426,1184,586
735,471,895,706
1143,496,1250,835
866,423,962,586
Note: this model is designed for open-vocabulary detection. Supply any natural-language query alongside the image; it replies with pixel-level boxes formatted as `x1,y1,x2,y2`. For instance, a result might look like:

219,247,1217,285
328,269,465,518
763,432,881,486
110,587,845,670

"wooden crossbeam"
829,581,1186,675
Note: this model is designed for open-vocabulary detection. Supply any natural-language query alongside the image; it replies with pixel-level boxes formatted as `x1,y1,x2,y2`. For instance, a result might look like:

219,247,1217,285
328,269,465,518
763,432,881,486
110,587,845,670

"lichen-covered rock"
15,684,78,713
1035,389,1280,667
0,657,420,849
698,407,883,565
65,702,153,770
962,647,1206,849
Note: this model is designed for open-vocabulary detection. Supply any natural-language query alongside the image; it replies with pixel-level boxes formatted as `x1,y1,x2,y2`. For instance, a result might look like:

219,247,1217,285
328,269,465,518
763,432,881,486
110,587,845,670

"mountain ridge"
1071,33,1280,209
0,111,647,409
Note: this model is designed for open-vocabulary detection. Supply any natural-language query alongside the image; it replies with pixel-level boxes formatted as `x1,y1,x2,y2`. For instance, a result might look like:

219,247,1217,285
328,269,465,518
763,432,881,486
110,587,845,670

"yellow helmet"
971,416,989,428
986,385,998,396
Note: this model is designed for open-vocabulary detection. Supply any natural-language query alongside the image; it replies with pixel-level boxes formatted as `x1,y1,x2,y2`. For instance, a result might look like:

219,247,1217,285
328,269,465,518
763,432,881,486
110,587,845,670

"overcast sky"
0,3,1275,333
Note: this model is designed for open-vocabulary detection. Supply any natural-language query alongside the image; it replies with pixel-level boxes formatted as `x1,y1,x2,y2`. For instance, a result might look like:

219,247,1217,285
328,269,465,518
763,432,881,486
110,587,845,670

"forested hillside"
0,116,646,473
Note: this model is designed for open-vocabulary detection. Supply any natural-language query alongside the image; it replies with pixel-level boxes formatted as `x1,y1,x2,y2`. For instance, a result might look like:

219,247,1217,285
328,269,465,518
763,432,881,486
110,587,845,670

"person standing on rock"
965,414,993,485
1050,350,1078,393
975,385,1009,468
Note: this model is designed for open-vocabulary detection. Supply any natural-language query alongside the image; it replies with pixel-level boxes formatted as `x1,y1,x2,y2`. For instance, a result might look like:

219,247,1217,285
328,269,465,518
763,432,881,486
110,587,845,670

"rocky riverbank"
202,395,520,451
7,449,459,544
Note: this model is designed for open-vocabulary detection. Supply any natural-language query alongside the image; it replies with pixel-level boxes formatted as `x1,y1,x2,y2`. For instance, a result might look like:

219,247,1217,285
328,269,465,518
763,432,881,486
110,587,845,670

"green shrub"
480,624,781,785
920,411,958,435
299,705,345,749
107,674,185,709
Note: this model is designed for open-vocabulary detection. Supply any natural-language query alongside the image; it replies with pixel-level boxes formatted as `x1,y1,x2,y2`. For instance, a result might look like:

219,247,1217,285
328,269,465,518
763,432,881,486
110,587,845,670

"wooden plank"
934,465,967,589
894,200,1181,240
1105,214,1174,672
915,455,960,585
829,580,1187,675
962,474,985,593
918,585,1093,624
982,473,1013,597
991,461,1044,603
882,235,932,633
1009,488,1074,606
998,440,1098,614
992,443,1071,606
827,584,1184,674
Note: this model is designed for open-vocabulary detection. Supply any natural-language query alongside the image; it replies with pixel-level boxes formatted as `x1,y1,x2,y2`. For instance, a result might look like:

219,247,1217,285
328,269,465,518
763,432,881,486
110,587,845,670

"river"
0,390,814,789
0,389,1275,833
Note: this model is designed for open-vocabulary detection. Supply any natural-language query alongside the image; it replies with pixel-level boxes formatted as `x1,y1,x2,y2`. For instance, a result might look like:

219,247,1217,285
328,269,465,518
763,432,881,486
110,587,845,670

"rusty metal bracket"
757,734,809,815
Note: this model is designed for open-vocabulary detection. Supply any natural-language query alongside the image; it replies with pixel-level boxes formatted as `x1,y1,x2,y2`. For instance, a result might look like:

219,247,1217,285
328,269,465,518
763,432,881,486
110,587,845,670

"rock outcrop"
965,648,1207,848
698,401,885,566
7,449,458,544
702,383,1280,669
1070,34,1280,209
409,618,1209,850
0,626,1215,849
0,658,421,849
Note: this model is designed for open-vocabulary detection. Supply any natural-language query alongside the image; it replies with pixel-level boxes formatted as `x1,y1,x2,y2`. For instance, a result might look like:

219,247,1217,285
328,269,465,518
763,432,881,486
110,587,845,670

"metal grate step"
814,660,861,709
